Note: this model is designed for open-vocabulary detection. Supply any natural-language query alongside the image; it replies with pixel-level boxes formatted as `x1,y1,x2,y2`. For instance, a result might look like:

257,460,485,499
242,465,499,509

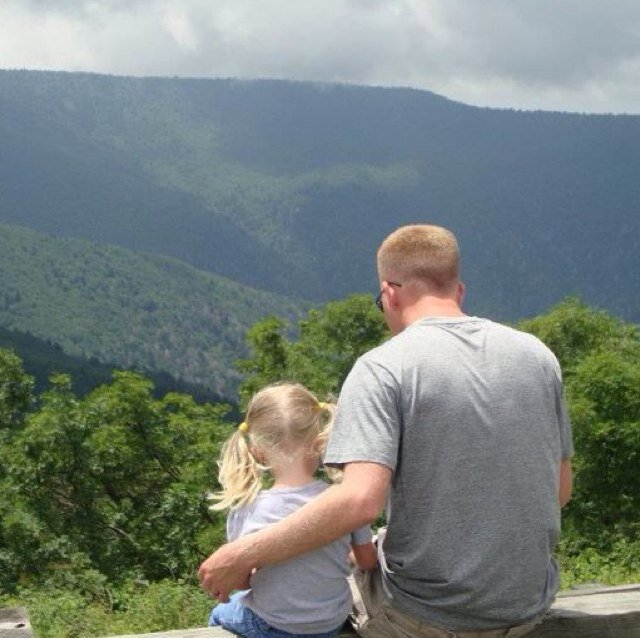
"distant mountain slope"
0,224,301,397
0,70,638,320
0,326,225,403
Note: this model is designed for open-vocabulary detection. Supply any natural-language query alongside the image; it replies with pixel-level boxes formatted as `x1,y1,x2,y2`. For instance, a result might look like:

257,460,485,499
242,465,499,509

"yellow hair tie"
238,421,249,434
317,402,330,411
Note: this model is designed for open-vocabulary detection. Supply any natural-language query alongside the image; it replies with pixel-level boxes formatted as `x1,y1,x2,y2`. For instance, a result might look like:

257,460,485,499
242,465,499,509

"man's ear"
386,282,401,310
456,281,466,306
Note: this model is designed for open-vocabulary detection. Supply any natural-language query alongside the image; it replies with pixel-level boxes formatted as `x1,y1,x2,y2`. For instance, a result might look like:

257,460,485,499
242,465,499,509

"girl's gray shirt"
228,480,372,634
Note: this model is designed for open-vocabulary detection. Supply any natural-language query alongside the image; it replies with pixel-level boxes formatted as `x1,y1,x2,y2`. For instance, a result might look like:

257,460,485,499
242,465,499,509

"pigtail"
314,401,343,484
209,429,265,511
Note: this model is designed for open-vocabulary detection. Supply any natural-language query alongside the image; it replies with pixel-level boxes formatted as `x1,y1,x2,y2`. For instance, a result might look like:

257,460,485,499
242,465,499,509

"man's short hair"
377,224,460,292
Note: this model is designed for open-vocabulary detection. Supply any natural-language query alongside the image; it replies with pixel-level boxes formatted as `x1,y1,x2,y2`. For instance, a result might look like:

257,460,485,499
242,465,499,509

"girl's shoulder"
260,479,328,499
302,479,330,494
246,480,328,522
226,499,260,522
229,481,330,535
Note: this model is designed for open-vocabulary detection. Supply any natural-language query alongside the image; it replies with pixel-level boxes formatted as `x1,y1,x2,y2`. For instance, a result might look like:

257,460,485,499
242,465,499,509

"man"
200,224,574,638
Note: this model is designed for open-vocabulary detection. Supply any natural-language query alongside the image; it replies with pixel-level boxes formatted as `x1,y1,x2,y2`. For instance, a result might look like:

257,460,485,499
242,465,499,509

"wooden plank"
103,629,223,638
108,613,640,638
103,584,640,638
553,583,640,615
531,585,640,637
532,610,640,637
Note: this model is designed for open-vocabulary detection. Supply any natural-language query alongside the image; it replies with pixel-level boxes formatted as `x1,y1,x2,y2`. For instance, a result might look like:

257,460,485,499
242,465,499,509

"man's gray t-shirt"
228,480,372,634
325,316,574,631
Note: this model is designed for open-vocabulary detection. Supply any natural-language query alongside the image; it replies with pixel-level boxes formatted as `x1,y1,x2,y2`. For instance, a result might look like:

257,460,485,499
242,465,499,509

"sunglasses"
375,281,402,312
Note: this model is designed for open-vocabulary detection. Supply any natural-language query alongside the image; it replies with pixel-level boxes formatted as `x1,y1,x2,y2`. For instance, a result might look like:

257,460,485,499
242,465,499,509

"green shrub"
9,579,212,638
558,534,640,589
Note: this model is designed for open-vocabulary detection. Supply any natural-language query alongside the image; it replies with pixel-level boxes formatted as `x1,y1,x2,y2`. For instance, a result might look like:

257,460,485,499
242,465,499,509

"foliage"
4,578,212,638
0,223,301,398
0,359,230,594
517,297,638,378
0,347,34,430
0,326,222,402
0,349,225,635
236,317,290,403
566,349,640,536
518,298,640,543
237,295,388,406
557,533,640,589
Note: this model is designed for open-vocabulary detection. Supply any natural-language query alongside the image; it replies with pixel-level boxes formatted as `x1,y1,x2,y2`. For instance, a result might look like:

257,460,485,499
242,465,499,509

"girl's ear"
249,444,266,465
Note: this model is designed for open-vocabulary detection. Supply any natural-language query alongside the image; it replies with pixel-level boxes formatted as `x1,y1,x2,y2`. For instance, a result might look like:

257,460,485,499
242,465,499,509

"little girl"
208,382,377,638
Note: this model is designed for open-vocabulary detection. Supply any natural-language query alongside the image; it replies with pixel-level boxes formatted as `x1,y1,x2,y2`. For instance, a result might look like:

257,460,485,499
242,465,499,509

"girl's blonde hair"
210,383,336,511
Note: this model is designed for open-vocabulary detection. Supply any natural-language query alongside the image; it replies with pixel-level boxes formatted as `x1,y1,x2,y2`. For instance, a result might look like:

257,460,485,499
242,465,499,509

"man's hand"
198,539,253,602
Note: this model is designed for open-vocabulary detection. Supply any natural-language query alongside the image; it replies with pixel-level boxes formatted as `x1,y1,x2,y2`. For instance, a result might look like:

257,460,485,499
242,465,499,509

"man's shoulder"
351,332,410,379
488,319,558,358
354,316,559,372
482,320,563,381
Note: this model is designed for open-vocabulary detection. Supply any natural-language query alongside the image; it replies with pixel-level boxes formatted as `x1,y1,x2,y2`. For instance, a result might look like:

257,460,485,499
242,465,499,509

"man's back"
327,316,574,631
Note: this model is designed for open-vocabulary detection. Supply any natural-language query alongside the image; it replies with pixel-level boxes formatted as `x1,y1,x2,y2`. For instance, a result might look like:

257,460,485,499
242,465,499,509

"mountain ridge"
1,69,638,322
0,324,225,403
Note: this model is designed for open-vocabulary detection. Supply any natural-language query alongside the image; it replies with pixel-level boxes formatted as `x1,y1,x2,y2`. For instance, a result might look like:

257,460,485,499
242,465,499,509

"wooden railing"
3,585,640,638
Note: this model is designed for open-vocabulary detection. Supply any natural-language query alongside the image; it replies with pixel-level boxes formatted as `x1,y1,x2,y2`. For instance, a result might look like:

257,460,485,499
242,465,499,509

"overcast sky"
2,0,639,114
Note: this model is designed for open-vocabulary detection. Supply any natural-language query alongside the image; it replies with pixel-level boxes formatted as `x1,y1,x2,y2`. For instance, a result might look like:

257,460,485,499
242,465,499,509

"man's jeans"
209,591,343,638
349,567,544,638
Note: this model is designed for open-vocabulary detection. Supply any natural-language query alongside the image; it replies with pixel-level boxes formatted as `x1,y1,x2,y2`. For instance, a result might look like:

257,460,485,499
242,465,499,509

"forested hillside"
0,224,301,397
1,70,639,322
0,326,221,402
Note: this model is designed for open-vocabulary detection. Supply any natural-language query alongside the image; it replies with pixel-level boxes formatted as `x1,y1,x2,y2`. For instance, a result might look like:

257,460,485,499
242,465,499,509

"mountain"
0,325,225,403
0,69,638,322
0,223,301,398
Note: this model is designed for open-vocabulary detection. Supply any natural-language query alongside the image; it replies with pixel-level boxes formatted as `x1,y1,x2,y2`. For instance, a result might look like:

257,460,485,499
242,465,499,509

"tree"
237,295,388,405
287,295,389,396
567,349,640,536
519,298,640,542
517,297,637,378
0,349,35,590
236,317,289,405
1,370,230,591
0,347,34,430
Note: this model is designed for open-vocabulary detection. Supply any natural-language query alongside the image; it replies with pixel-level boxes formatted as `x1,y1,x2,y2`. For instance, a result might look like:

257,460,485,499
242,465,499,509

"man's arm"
198,462,391,601
559,458,572,507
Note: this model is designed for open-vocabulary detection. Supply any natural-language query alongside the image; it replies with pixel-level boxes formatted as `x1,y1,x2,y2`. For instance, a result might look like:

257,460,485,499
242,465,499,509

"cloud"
1,0,640,113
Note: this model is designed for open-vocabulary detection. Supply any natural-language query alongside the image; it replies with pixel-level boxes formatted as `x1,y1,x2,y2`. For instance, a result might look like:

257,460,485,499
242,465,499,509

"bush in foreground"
3,579,213,638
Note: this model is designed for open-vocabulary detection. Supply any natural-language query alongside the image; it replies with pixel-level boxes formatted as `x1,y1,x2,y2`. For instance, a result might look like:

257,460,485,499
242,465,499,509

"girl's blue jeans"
209,591,343,638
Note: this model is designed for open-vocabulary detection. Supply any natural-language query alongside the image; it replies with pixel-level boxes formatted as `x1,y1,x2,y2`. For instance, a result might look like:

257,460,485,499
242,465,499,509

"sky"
2,0,640,114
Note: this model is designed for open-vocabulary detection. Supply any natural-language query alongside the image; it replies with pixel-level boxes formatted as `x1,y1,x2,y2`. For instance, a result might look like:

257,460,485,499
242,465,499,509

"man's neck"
401,296,466,327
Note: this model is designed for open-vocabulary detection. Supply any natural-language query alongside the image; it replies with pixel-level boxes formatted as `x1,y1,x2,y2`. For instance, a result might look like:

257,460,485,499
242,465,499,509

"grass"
2,579,213,638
